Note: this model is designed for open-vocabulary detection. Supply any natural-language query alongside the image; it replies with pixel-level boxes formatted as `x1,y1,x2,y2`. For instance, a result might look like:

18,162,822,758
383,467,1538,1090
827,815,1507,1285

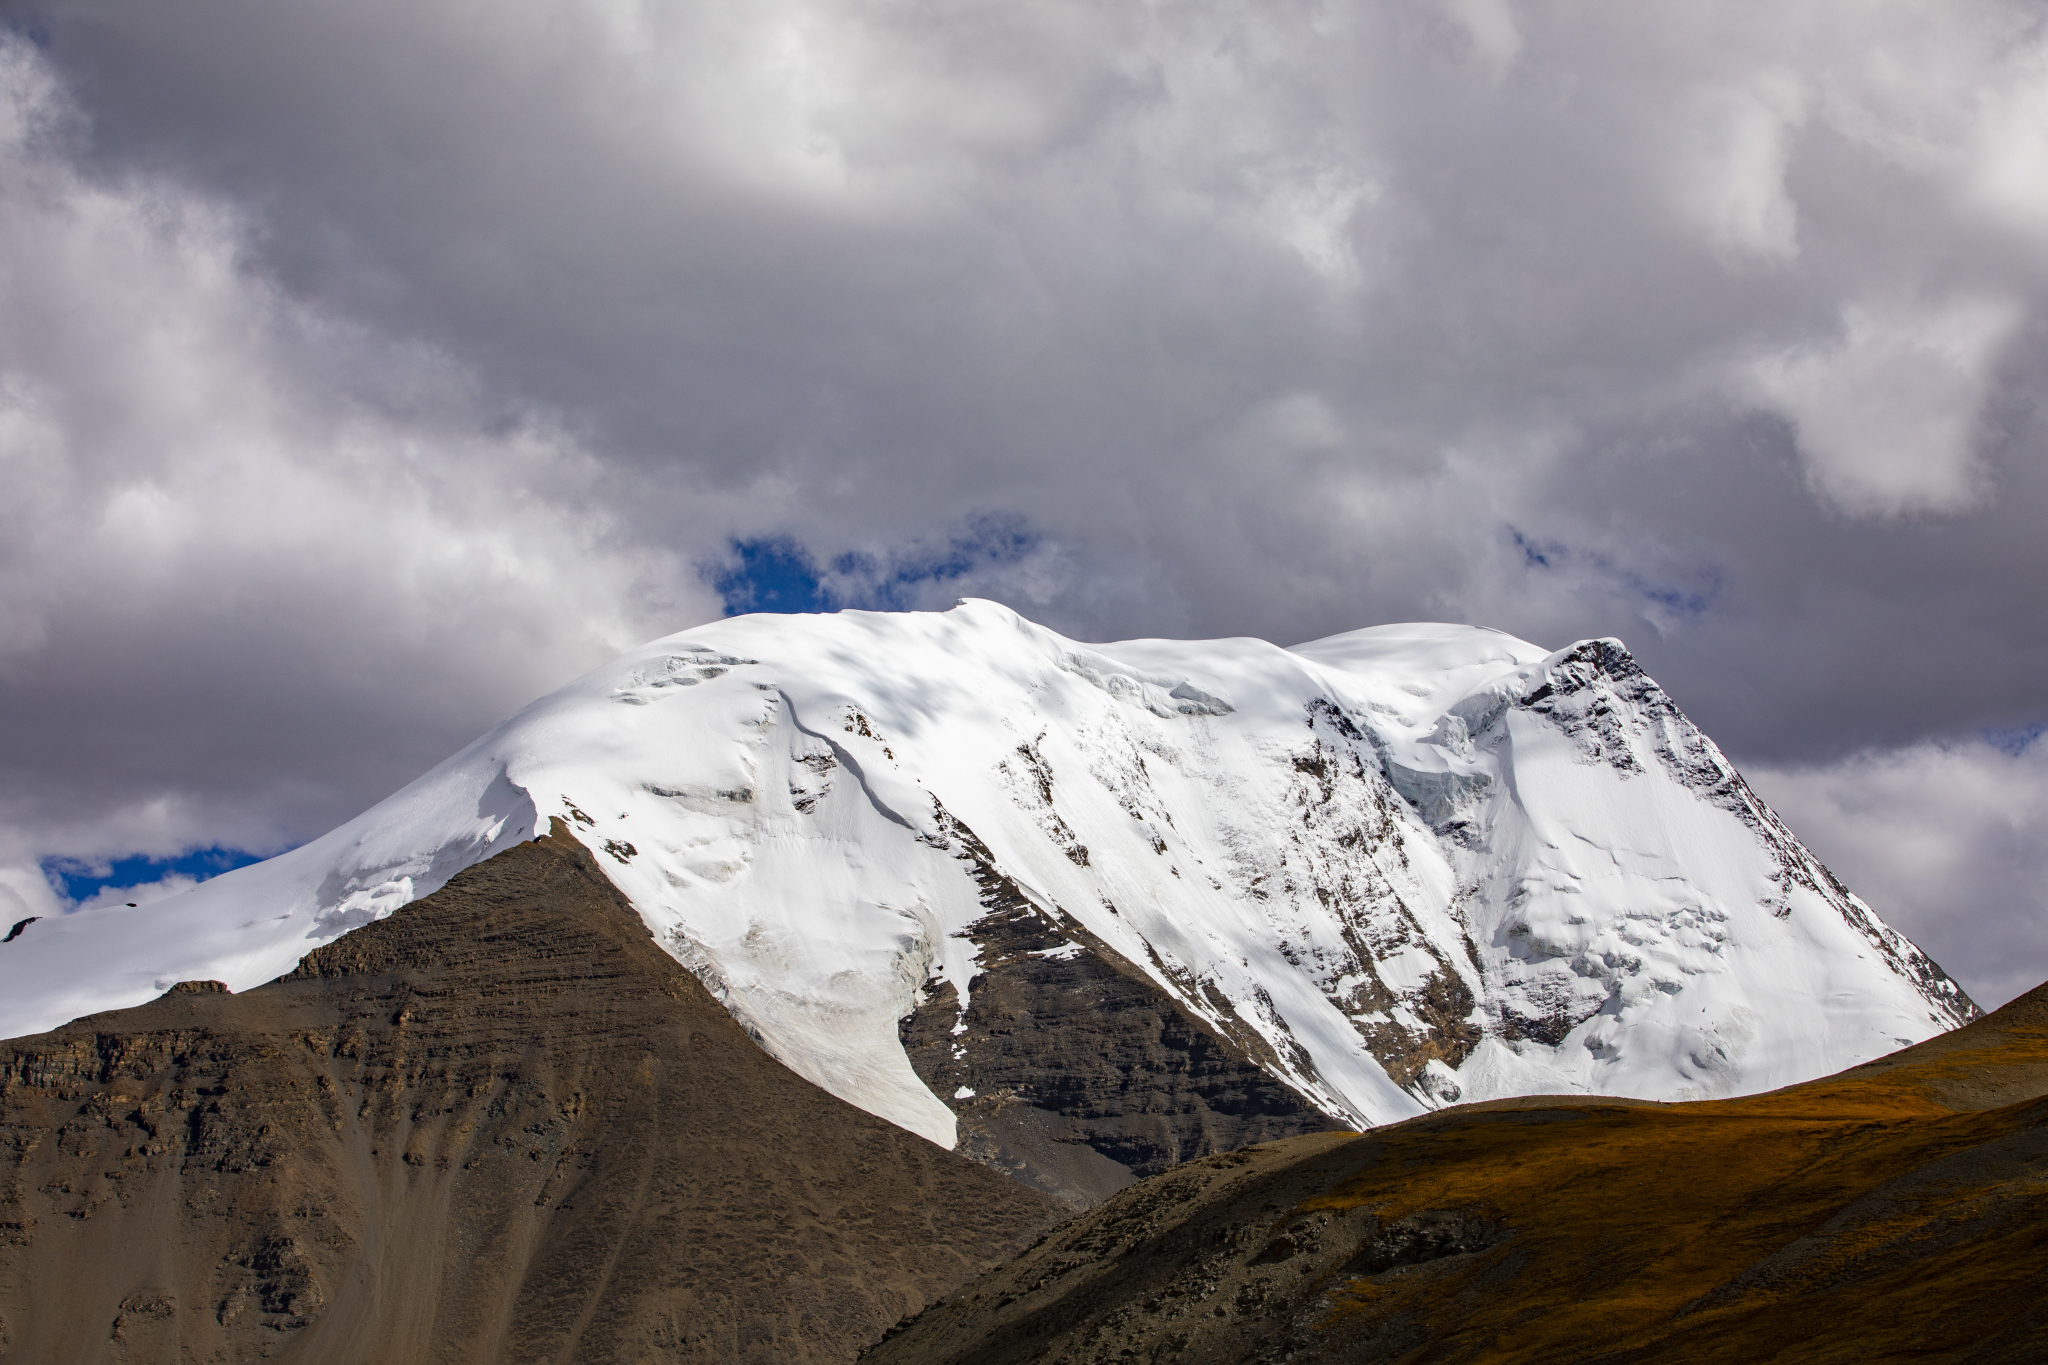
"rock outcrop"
0,827,1063,1364
899,874,1340,1210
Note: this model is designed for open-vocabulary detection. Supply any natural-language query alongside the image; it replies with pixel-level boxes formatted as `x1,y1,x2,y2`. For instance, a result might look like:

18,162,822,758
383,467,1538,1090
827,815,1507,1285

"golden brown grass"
1308,1019,2048,1361
866,987,2048,1365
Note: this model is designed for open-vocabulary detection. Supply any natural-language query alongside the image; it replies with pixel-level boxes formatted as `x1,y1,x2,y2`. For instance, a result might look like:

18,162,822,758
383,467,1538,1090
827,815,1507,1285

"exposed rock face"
866,980,2048,1365
0,828,1062,1364
899,826,1341,1208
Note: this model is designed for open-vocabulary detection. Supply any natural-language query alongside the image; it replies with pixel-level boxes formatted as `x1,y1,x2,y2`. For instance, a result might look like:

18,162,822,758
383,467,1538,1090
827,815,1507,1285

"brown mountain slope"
0,825,1064,1364
866,981,2048,1365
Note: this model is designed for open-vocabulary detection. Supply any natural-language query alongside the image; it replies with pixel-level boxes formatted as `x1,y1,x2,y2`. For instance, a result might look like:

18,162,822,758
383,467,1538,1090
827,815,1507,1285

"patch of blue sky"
711,539,834,615
713,514,1042,617
1983,723,2045,757
42,846,269,905
1512,527,1559,570
1508,526,1722,623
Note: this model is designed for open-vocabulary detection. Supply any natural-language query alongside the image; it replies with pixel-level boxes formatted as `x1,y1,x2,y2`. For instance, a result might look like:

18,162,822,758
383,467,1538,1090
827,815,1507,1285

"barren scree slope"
0,828,1063,1364
0,601,1974,1177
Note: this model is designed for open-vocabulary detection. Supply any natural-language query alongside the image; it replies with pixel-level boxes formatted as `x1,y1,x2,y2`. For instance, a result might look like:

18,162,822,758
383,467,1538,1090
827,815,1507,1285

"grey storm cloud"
0,1,2045,1001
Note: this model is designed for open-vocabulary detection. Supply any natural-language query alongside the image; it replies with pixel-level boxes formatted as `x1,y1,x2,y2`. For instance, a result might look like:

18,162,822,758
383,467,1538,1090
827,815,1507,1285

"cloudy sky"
1,1,2044,1005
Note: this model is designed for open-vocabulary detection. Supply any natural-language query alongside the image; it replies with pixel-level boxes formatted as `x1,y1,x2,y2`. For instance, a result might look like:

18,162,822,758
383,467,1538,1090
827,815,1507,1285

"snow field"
0,601,1972,1144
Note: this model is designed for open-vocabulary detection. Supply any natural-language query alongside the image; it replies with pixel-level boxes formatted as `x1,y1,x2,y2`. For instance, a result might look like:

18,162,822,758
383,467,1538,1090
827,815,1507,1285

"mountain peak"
0,606,1973,1196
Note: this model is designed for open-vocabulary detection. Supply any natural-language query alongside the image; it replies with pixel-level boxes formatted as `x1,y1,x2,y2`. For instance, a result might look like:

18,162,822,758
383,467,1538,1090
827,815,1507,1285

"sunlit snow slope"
0,602,1975,1147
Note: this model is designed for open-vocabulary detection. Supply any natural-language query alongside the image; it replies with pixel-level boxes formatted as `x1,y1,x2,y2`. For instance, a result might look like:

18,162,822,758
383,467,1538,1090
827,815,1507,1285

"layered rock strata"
0,828,1062,1364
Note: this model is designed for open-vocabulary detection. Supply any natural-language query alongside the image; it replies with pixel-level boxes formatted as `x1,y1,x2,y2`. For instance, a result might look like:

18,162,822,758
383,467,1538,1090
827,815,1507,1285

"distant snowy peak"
0,601,1975,1183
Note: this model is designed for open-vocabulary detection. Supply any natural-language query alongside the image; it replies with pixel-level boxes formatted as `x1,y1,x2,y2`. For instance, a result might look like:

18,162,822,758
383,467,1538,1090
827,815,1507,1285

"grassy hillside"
869,981,2048,1363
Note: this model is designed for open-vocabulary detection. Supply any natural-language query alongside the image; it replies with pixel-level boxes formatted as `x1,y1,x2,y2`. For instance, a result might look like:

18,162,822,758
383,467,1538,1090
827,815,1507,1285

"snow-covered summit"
0,601,1974,1147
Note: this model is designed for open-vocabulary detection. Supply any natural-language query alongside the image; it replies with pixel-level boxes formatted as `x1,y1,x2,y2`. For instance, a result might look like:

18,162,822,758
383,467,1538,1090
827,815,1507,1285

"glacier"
0,601,1975,1147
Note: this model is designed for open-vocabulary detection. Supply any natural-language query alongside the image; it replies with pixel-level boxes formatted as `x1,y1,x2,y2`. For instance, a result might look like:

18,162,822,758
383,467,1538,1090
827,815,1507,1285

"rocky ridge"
0,828,1061,1364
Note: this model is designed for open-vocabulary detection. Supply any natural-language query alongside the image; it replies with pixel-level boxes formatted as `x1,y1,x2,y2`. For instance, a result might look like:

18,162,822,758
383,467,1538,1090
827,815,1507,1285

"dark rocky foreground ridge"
867,980,2048,1364
0,825,1063,1363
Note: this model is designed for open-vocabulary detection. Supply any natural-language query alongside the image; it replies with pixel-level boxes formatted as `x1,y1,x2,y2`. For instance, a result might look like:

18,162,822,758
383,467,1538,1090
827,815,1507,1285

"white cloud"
1966,46,2048,236
0,34,721,873
1437,0,1522,78
1749,737,2048,1009
1737,294,2021,517
1671,71,1807,266
3,1,2048,984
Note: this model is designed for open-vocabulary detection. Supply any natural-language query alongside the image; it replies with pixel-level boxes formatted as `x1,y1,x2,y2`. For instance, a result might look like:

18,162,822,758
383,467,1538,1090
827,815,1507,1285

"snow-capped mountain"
0,601,1974,1155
